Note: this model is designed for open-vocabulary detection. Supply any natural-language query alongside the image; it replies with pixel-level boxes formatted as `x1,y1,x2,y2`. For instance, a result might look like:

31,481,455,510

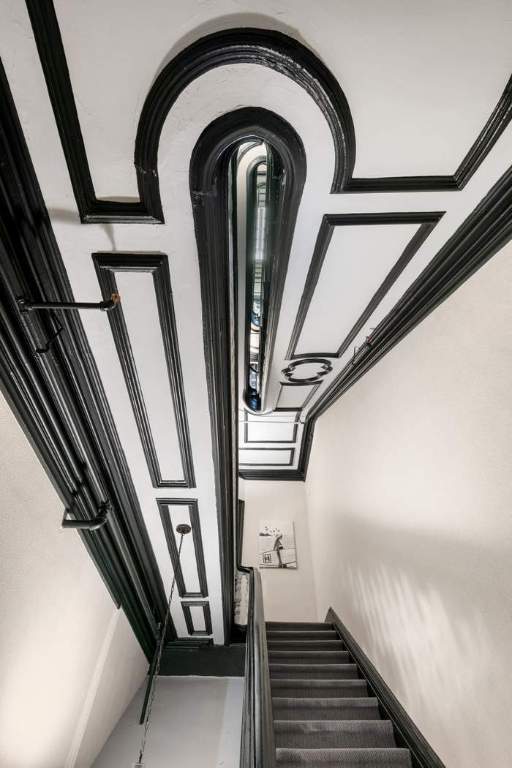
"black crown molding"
157,498,208,599
327,607,445,768
25,1,512,223
93,253,195,489
0,60,172,658
286,212,443,360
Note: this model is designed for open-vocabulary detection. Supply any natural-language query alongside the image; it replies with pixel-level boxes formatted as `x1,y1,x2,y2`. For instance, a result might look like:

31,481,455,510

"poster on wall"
258,520,297,569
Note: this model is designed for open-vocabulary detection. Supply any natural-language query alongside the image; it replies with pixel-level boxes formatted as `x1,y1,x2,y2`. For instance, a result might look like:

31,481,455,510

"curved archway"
136,27,354,221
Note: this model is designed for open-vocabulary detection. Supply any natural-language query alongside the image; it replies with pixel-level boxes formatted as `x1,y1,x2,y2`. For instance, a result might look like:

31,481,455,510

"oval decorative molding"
281,357,333,384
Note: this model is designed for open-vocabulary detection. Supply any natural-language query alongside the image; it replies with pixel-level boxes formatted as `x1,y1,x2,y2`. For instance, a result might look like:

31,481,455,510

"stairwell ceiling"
1,0,511,642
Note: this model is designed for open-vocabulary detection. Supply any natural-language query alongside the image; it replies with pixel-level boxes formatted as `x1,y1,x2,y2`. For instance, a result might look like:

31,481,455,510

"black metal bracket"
34,320,64,355
17,292,121,313
62,498,110,531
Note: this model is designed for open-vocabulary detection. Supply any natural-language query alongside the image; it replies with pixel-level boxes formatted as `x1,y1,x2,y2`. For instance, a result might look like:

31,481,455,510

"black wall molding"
181,600,213,636
275,382,320,411
0,60,171,658
291,164,512,481
243,410,299,444
282,357,333,383
239,447,294,468
286,212,443,360
190,107,307,641
308,165,512,423
246,164,512,482
327,608,445,768
26,1,512,223
93,253,195,489
157,498,208,599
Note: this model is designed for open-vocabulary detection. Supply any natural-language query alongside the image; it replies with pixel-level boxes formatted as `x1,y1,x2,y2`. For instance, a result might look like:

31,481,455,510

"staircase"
267,620,412,767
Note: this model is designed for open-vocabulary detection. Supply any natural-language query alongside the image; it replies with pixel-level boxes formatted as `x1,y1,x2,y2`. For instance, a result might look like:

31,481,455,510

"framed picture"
258,520,297,569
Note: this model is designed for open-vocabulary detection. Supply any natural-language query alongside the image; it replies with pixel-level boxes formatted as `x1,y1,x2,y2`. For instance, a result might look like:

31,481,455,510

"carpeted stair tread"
272,697,381,721
268,630,339,641
271,679,368,698
266,621,413,766
270,664,358,679
269,650,351,664
268,640,345,651
274,720,396,749
267,622,333,631
276,747,412,767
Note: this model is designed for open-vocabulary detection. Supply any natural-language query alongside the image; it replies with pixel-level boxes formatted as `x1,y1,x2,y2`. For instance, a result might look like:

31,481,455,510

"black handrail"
240,566,276,768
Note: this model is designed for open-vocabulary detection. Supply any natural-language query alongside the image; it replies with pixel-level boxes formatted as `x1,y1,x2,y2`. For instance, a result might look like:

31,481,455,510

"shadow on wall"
315,513,512,768
153,13,317,83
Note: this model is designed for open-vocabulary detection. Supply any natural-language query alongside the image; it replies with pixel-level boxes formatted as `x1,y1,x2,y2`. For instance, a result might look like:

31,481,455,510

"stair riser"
272,700,381,721
271,685,368,699
274,721,396,749
275,747,413,766
267,623,333,631
268,642,345,651
269,652,350,664
267,631,339,641
270,665,358,679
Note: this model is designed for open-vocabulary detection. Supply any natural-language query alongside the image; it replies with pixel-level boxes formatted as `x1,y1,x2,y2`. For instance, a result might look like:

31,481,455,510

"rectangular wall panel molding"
181,600,213,636
243,410,299,444
93,253,195,488
239,448,294,467
275,383,320,411
158,499,208,598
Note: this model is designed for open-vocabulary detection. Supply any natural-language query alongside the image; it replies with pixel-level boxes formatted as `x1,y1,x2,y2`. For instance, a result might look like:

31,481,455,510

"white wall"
304,241,512,768
0,391,147,768
242,480,317,621
94,677,243,768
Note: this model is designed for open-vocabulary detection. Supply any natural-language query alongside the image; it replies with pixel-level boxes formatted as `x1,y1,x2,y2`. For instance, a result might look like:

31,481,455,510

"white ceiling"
1,0,511,639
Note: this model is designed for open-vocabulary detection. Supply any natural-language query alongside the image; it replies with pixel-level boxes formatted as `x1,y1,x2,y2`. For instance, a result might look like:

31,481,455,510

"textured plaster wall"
0,391,147,767
304,241,512,767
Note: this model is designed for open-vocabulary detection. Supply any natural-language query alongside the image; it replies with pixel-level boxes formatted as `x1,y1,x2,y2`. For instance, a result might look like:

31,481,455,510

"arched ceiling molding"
190,105,306,634
26,0,352,223
26,1,512,223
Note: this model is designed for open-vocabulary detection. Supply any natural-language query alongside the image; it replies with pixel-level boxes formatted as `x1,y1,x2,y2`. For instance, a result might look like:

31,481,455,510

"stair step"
270,664,358,680
267,622,333,631
272,680,368,698
269,651,350,664
268,640,345,651
267,630,339,641
276,747,412,767
274,720,396,749
272,697,381,721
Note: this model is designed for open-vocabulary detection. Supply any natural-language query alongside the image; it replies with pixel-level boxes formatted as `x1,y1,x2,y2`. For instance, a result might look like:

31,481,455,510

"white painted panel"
296,224,419,355
240,449,292,466
167,504,201,594
277,385,314,410
189,605,207,633
116,271,183,480
246,415,296,443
